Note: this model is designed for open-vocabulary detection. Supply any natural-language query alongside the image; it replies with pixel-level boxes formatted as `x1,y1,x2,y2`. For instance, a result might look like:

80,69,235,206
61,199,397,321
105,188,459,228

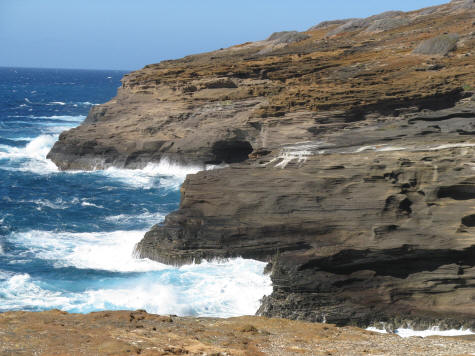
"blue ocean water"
0,67,271,316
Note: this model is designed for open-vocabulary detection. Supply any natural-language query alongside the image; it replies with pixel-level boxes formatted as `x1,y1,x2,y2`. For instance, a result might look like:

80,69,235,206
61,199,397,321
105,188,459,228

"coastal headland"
31,0,475,349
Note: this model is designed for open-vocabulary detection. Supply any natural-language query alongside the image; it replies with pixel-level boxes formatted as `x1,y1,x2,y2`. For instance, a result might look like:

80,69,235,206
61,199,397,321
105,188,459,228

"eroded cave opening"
209,140,253,164
461,214,475,227
438,185,475,200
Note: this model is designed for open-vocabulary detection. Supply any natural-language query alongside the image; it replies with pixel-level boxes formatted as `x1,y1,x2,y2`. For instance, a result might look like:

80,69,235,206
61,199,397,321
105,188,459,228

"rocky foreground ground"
0,310,474,356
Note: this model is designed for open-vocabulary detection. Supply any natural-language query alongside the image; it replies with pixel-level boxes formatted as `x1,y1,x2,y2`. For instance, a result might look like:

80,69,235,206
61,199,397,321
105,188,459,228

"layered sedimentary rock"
48,0,475,329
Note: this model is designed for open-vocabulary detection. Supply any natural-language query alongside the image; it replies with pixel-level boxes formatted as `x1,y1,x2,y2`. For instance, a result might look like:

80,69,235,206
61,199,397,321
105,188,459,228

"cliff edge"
48,0,475,329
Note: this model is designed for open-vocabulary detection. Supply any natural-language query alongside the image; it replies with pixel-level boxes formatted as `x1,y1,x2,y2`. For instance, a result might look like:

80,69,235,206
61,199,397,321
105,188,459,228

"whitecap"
0,134,59,174
47,101,66,106
80,200,104,209
8,229,167,272
396,327,474,338
102,158,207,189
176,258,273,317
0,258,272,317
22,198,69,210
69,258,271,316
105,211,165,226
0,273,71,311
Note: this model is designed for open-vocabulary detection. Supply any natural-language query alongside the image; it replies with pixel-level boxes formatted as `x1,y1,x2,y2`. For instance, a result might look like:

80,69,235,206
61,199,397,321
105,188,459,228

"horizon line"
0,65,135,72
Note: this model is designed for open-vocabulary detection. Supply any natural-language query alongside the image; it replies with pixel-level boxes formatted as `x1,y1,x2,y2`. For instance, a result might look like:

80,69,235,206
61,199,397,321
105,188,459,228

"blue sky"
1,0,448,70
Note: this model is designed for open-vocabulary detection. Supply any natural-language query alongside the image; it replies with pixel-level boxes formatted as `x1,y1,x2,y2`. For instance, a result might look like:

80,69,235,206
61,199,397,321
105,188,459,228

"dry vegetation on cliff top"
1,310,475,356
123,0,474,117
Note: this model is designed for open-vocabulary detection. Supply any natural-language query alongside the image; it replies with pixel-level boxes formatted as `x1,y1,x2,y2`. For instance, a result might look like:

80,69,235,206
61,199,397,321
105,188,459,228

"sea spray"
0,67,271,317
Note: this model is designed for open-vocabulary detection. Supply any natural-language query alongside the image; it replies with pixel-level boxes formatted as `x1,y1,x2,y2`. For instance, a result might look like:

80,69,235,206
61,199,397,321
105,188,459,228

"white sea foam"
47,101,66,106
0,273,71,311
8,229,167,272
104,211,165,226
80,201,104,209
366,326,388,334
31,198,69,210
177,258,273,316
0,258,272,317
103,159,206,189
396,327,475,338
366,326,475,338
0,135,59,174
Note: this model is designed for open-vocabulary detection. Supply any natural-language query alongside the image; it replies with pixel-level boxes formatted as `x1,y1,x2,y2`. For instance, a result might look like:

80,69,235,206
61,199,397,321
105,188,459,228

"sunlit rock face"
49,0,475,329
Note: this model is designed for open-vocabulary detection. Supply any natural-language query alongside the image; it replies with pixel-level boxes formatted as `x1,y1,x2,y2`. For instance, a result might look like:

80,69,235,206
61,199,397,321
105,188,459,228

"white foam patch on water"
0,259,272,317
80,201,104,209
177,258,273,317
8,229,167,272
31,198,69,210
0,134,59,174
0,273,72,310
103,159,208,189
396,327,475,338
366,326,475,338
105,211,165,227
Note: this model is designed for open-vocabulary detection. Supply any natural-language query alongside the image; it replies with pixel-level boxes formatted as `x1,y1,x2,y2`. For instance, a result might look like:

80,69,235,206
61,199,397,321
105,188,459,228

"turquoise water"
0,67,271,316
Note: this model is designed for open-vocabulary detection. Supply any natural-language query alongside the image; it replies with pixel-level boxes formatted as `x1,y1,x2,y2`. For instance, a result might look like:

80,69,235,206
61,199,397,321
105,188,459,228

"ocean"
0,67,271,316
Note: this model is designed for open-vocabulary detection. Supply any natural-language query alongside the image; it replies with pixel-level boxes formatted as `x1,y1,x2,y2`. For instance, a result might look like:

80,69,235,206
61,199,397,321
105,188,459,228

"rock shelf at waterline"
47,0,475,330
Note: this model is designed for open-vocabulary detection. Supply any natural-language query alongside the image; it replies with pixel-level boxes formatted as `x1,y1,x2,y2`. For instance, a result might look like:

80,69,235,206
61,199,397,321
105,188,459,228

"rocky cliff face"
48,0,475,329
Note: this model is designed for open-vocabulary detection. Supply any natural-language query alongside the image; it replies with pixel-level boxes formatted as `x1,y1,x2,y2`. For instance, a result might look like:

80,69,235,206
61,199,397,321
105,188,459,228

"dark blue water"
0,67,269,316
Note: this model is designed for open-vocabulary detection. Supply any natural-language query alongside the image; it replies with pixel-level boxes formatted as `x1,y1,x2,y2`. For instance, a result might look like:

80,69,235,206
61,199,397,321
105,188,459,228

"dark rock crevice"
207,140,253,164
297,246,475,278
438,184,475,200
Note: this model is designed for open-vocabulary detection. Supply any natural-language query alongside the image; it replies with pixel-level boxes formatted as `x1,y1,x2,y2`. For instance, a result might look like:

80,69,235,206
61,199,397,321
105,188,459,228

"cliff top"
122,0,474,117
1,310,474,355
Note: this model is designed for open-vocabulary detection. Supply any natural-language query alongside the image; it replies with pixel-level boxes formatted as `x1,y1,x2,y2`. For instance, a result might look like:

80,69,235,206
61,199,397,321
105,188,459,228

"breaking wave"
0,134,59,173
0,257,271,316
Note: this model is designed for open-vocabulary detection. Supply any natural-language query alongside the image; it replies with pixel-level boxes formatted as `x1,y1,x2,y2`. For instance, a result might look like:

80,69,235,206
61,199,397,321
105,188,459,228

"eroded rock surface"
48,0,475,329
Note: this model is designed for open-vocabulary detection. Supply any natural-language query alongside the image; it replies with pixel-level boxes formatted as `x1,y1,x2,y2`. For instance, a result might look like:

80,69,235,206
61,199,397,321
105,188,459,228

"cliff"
48,0,475,329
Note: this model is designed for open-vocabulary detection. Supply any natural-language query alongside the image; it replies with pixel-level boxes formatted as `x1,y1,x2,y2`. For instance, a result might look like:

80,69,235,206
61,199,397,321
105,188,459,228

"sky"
0,0,448,71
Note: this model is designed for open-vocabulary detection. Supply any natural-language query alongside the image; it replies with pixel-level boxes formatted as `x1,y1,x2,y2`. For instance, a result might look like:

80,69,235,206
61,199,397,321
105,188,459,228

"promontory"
48,0,475,331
